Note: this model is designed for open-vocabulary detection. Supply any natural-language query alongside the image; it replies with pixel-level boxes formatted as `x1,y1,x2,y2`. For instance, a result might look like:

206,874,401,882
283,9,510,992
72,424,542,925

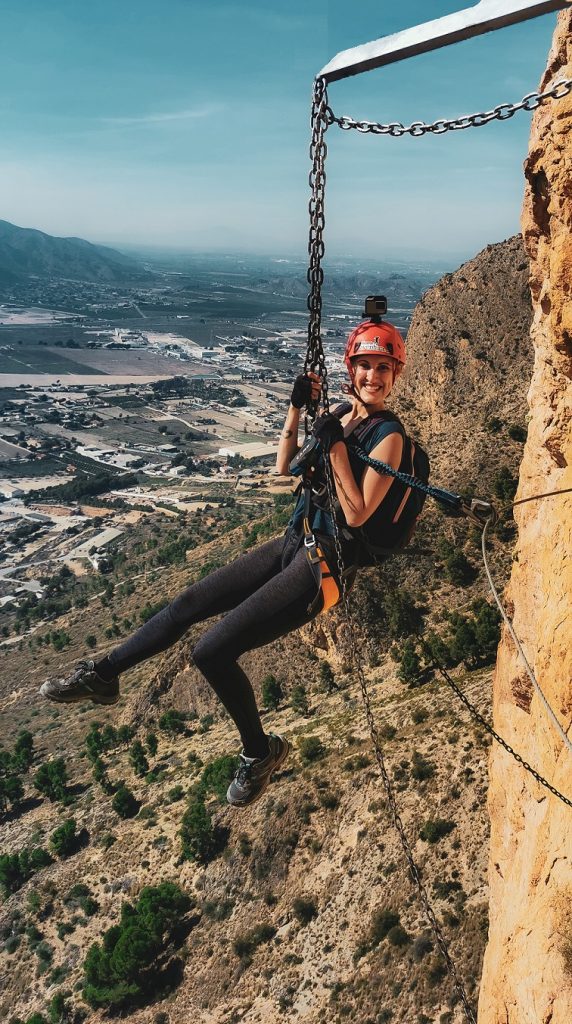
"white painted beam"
319,0,571,83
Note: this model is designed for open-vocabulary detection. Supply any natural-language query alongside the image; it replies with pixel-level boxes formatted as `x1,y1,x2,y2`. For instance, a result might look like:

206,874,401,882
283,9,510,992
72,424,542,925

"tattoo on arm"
333,469,359,513
283,428,293,439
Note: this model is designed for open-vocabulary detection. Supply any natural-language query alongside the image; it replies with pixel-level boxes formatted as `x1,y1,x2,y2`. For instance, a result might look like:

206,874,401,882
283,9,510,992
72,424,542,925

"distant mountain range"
0,219,147,285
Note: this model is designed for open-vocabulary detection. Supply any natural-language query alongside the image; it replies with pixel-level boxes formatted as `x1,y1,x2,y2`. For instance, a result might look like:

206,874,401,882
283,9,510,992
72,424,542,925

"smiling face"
350,353,400,409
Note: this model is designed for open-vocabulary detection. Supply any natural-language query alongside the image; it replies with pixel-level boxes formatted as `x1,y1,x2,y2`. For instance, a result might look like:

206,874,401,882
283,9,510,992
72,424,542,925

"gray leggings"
106,530,320,753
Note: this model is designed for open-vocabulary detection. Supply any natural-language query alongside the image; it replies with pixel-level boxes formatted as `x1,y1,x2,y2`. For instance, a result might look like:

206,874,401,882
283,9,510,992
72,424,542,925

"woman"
40,318,407,808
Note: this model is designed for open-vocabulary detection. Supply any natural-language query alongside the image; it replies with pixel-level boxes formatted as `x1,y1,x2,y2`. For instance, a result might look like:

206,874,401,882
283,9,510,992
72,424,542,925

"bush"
290,684,309,716
50,818,79,858
298,736,325,764
397,639,424,686
180,790,226,864
158,710,187,735
508,423,527,442
355,908,400,959
112,785,139,820
233,923,276,962
82,882,193,1010
387,924,409,947
292,897,317,925
411,751,435,782
146,733,158,756
261,674,282,710
34,759,67,802
493,465,518,502
420,818,456,844
198,755,238,802
129,741,149,778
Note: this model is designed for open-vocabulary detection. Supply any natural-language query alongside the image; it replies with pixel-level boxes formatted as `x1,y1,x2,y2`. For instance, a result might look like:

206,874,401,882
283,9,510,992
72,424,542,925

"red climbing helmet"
344,320,406,378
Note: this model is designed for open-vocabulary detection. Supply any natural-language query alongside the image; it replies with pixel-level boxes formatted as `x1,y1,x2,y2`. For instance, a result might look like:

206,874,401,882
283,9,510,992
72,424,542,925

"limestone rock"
478,12,572,1023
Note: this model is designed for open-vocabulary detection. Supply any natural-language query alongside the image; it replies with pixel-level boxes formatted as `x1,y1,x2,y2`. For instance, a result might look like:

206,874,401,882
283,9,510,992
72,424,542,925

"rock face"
478,12,572,1024
398,234,532,493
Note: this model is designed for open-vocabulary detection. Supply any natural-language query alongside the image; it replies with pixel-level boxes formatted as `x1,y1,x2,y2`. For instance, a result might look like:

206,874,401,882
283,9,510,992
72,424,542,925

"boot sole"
228,737,290,809
40,689,119,706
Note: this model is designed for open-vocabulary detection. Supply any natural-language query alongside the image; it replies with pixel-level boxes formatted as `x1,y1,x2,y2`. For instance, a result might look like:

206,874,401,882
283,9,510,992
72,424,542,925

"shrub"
112,785,139,819
493,465,518,502
298,736,325,764
261,674,282,711
82,882,192,1010
129,741,149,778
290,684,309,716
397,639,423,686
146,733,158,756
292,897,317,925
387,924,409,947
198,755,238,802
420,819,456,844
411,751,435,782
412,933,433,962
180,790,226,864
411,707,429,725
50,818,79,858
233,923,276,962
355,908,400,959
508,423,527,442
158,710,186,735
33,759,67,802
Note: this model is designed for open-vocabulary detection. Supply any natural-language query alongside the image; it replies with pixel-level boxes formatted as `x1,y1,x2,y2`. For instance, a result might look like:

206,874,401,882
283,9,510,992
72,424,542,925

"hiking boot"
40,661,119,706
227,733,290,808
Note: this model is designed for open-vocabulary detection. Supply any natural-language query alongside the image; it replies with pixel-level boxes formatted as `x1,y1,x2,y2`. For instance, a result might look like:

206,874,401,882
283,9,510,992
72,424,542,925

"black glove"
290,374,314,410
311,413,345,450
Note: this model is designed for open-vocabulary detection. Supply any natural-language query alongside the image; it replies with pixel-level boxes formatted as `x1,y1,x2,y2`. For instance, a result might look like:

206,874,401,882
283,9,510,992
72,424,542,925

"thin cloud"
99,105,221,126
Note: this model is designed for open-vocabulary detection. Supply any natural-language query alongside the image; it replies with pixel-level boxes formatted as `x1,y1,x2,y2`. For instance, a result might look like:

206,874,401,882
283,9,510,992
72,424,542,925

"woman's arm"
276,372,322,476
328,431,404,528
276,405,302,475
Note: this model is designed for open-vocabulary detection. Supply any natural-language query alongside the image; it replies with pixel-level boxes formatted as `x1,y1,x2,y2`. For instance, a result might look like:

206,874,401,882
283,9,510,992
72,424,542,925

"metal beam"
319,0,571,83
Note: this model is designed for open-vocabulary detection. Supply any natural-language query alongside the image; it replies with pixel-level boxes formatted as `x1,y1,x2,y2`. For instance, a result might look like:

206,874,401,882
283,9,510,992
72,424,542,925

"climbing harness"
303,14,572,1014
301,479,342,615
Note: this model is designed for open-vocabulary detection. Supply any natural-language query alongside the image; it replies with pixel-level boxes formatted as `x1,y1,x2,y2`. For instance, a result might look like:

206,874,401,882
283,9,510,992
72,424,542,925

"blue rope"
351,445,463,514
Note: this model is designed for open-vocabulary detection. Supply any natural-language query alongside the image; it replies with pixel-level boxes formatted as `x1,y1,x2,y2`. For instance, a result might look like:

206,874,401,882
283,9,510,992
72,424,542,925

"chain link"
305,77,330,420
305,78,476,1021
326,78,572,138
322,452,477,1024
420,641,572,810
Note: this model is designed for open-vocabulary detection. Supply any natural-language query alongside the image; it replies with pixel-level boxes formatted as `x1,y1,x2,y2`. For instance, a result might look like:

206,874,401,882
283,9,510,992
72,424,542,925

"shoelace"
61,662,90,688
235,757,256,786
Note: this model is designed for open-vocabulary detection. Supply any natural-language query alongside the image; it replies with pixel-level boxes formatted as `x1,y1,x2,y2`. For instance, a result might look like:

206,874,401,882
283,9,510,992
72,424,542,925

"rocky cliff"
478,11,572,1024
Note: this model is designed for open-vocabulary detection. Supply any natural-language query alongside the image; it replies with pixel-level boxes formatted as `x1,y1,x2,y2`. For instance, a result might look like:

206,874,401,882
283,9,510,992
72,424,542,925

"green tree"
158,709,186,735
129,741,149,778
397,639,423,686
319,661,338,693
0,774,25,813
112,785,139,820
33,759,67,802
13,730,34,771
145,732,158,757
290,684,309,716
180,789,224,864
50,818,79,858
82,882,193,1010
261,674,282,711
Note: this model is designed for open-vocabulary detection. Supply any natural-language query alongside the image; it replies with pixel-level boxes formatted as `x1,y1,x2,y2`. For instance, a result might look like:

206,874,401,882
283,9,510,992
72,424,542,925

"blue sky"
0,1,561,262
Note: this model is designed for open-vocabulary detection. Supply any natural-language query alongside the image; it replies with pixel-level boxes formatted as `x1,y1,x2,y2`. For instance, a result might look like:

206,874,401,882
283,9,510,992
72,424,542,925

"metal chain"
305,77,330,417
305,79,476,1019
419,639,572,810
322,455,477,1024
326,78,572,138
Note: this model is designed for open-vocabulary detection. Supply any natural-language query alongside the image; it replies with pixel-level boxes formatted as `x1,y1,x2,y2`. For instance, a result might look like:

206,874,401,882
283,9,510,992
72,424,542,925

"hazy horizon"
0,1,561,261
